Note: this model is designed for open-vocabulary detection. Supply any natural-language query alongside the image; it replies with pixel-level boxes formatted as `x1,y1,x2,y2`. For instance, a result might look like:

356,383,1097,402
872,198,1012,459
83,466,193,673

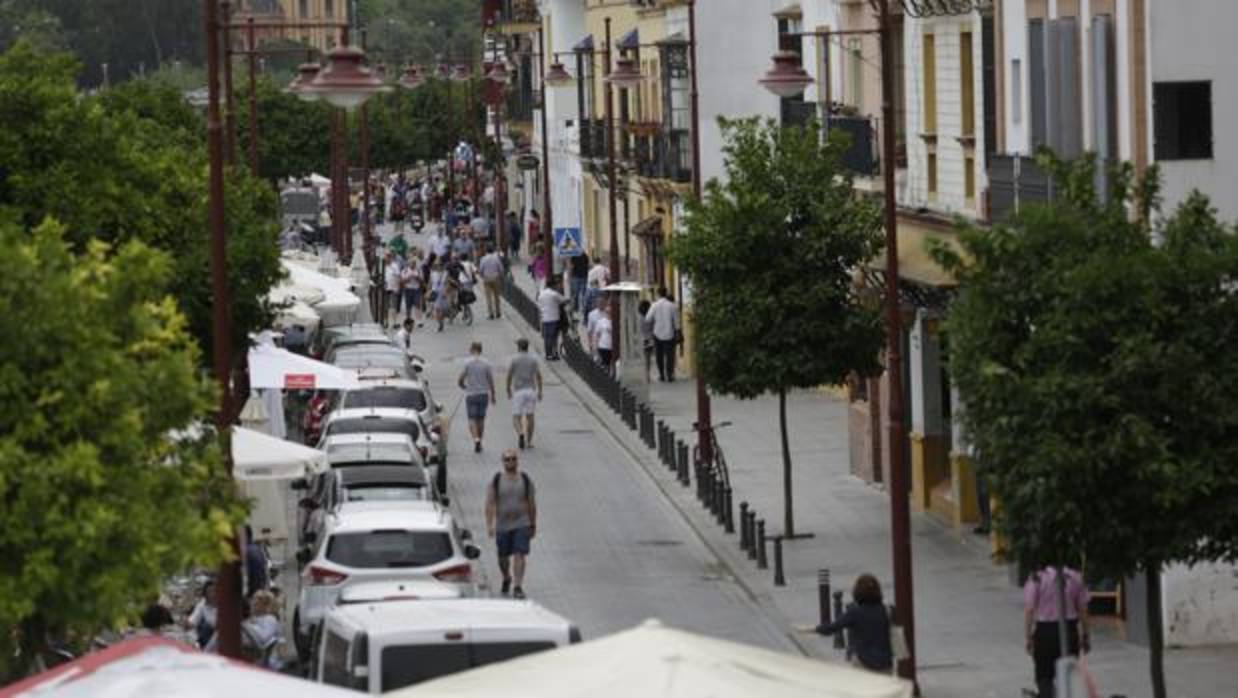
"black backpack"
491,472,533,508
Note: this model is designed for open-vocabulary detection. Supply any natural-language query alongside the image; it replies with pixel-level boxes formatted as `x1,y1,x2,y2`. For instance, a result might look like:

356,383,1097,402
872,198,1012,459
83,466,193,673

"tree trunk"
779,387,795,537
1147,565,1167,698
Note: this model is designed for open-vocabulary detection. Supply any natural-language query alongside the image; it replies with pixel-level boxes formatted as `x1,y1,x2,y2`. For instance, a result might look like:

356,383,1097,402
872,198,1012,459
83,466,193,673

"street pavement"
375,222,799,653
490,239,1238,698
371,221,1237,697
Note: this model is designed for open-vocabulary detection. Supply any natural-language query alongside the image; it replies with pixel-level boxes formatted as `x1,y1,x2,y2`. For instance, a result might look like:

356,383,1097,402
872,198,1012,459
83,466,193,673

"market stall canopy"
232,426,327,481
0,636,356,698
248,342,361,391
280,258,361,327
391,619,912,698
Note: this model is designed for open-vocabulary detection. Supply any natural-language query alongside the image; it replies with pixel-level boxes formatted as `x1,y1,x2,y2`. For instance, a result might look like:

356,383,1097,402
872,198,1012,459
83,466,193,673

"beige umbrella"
390,619,911,698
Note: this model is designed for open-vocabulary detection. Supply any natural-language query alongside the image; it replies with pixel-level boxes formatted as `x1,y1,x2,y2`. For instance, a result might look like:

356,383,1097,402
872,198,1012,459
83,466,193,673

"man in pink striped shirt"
1023,566,1091,698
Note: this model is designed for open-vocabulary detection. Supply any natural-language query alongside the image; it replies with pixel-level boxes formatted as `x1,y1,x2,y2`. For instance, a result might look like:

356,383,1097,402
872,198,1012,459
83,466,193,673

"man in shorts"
485,450,537,598
458,341,496,453
505,338,543,449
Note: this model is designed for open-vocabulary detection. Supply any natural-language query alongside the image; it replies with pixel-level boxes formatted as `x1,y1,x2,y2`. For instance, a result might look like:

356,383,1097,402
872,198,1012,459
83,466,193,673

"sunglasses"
502,457,518,463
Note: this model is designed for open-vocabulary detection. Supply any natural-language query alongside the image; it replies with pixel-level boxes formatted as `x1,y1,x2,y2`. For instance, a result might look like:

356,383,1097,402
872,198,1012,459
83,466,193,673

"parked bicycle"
693,420,733,489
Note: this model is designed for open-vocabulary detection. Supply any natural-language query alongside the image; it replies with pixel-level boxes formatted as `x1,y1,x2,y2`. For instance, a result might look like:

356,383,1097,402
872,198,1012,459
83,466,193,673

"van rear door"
378,629,472,693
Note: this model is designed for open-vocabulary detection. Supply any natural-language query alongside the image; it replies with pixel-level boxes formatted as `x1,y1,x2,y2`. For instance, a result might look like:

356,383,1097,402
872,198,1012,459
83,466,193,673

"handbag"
460,289,477,305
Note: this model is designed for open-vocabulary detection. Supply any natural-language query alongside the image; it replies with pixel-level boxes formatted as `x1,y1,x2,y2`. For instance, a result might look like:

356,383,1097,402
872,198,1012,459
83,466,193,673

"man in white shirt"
592,304,615,374
478,245,506,320
586,260,610,289
428,225,450,259
537,278,566,360
585,292,608,355
383,251,402,328
645,286,680,381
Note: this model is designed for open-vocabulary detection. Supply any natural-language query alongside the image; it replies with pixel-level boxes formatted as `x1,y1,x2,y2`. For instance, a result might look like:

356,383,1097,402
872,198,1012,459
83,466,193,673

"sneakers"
518,434,525,450
512,586,525,600
501,577,512,595
474,440,482,453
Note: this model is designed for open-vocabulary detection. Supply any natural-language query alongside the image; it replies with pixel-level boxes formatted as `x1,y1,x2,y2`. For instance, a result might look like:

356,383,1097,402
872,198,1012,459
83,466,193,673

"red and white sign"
284,373,316,390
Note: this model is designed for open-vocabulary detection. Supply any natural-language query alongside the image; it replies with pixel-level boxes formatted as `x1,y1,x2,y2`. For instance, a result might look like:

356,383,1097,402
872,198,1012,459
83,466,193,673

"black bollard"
772,536,786,586
677,443,690,485
756,520,768,569
745,511,758,560
739,502,750,550
818,569,832,627
832,591,846,650
712,479,725,522
723,486,734,533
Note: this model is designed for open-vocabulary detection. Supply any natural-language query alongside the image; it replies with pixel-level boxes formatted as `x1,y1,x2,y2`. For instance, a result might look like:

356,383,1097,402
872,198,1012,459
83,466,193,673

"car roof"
337,580,463,605
330,501,449,533
323,432,416,447
327,407,423,422
346,379,428,391
338,465,428,486
328,599,572,636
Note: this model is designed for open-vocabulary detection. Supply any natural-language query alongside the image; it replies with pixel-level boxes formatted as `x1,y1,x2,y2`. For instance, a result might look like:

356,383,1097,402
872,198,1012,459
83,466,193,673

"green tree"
0,220,242,678
0,42,283,371
357,0,482,65
669,118,886,537
933,154,1238,698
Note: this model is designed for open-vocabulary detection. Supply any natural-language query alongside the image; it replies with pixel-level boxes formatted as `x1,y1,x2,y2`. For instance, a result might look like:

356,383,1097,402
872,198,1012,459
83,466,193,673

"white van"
313,599,579,693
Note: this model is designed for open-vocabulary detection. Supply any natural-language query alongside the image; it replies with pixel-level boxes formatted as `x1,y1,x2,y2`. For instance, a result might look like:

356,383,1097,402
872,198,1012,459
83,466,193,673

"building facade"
238,0,349,54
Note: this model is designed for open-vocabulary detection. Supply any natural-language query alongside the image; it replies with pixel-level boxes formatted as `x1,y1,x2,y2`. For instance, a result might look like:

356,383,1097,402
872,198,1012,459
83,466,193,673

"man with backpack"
484,450,537,599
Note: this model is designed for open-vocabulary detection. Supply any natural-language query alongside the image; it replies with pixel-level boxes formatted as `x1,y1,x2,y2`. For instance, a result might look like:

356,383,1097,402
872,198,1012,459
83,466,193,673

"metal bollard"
657,421,667,463
703,467,716,511
772,536,786,586
712,479,725,522
723,486,734,533
832,591,846,650
677,443,690,485
739,502,750,550
672,440,683,475
818,569,832,628
745,511,757,560
756,520,768,569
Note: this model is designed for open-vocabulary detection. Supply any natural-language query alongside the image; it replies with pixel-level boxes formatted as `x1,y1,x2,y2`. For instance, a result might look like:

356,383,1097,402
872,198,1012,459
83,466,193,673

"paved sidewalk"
500,257,1238,698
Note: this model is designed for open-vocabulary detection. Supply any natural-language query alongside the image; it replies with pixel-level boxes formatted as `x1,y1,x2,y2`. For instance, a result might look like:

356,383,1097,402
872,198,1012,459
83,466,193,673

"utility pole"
687,0,712,464
604,17,621,368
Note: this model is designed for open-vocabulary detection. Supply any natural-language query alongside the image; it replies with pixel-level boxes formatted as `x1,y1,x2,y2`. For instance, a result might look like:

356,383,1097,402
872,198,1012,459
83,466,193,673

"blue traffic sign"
554,227,584,257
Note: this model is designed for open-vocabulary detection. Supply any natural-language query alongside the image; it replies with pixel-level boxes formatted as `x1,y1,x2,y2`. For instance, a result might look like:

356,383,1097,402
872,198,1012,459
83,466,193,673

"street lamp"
305,44,390,110
604,55,644,90
287,62,322,99
758,51,813,99
543,60,574,87
399,64,425,90
485,61,511,85
757,6,917,684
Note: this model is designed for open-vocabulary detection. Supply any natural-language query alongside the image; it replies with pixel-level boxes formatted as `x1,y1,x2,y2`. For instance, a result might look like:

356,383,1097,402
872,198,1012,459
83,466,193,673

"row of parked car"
288,324,577,694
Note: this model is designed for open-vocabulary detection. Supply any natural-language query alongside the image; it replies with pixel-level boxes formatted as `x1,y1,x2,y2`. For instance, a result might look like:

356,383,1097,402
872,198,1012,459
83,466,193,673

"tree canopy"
0,42,283,371
670,118,886,536
0,220,242,678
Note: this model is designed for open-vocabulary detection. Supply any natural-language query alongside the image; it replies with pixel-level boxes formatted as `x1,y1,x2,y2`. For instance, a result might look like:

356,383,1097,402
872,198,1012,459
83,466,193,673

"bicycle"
444,284,475,326
693,420,733,490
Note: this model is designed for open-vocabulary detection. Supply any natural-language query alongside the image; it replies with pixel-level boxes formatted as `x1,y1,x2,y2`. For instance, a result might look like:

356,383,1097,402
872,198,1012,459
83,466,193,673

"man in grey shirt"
478,245,506,320
485,450,537,598
458,341,496,453
505,338,543,450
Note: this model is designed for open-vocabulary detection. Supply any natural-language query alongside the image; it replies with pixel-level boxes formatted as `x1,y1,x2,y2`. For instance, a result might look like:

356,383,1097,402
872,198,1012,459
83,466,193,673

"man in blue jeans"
537,277,566,360
485,450,537,599
457,341,496,453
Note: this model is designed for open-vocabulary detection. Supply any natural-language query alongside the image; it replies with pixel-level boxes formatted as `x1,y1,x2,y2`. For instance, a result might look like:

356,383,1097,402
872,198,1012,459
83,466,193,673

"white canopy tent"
247,342,361,391
280,258,361,327
232,426,327,544
0,637,354,698
391,620,912,698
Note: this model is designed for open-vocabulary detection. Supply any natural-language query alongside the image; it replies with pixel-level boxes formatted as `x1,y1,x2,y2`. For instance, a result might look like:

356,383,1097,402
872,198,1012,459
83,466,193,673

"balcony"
987,155,1053,223
491,0,540,35
827,116,878,176
506,85,534,125
629,128,692,184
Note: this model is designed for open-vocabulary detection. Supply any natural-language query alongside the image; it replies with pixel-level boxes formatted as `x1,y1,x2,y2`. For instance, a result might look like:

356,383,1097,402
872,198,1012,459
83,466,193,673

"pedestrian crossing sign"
554,227,584,257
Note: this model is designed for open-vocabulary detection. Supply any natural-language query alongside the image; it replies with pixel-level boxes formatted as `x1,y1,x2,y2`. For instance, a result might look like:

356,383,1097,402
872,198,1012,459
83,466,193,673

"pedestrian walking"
1024,565,1091,698
568,251,590,314
527,210,541,250
638,299,655,383
646,287,681,381
400,259,423,323
479,245,505,320
811,573,895,674
395,318,415,353
430,260,449,332
586,292,607,356
537,278,566,360
587,258,610,290
484,450,537,599
530,243,549,288
384,251,402,327
183,580,217,649
507,211,522,260
592,303,615,374
506,338,543,449
458,341,497,453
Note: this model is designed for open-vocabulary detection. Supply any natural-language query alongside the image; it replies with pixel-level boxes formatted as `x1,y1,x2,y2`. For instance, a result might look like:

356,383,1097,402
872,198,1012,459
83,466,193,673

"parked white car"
293,501,480,658
313,599,579,693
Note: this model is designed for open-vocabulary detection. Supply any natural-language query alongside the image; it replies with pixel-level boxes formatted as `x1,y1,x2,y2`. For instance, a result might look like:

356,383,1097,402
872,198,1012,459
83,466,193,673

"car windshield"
344,485,428,502
326,443,416,464
343,387,427,412
325,530,453,569
325,418,419,442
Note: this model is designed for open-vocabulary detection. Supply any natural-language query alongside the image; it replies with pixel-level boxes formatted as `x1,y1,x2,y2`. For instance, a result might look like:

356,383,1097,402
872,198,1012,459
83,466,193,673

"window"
382,645,471,690
964,156,976,199
299,0,309,17
927,152,938,195
922,34,937,133
1011,59,1022,125
1028,20,1047,147
470,642,556,665
321,631,351,686
325,530,453,568
343,387,428,412
848,39,862,107
324,417,419,442
324,0,334,18
1154,81,1213,160
960,32,975,137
